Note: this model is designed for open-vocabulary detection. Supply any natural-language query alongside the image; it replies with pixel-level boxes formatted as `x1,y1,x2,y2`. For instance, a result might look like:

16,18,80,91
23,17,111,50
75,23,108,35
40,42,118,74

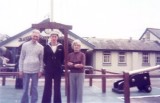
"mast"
50,0,54,22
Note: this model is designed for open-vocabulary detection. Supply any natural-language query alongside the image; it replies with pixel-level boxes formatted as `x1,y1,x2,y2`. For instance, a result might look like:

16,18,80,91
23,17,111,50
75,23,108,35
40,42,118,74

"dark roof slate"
86,38,160,52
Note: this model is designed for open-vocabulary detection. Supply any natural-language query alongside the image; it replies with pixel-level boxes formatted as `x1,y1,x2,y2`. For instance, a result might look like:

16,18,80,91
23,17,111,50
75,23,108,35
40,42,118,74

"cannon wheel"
137,86,143,91
144,85,152,93
137,85,152,93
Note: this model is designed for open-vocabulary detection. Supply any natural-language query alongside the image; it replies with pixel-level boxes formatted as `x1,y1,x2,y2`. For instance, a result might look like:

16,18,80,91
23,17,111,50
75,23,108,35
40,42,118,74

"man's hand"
38,72,42,78
19,71,23,78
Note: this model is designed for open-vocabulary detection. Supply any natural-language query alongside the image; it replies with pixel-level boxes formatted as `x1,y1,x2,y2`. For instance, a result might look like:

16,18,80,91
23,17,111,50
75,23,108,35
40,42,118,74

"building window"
118,52,126,65
142,52,150,66
103,51,111,65
156,53,160,65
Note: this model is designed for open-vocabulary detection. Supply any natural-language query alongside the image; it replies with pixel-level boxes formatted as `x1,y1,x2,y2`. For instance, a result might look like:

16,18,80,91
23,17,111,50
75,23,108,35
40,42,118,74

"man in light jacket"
19,29,44,103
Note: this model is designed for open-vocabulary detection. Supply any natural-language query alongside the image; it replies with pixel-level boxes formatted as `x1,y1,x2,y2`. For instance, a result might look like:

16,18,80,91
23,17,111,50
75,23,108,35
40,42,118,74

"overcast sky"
0,0,160,39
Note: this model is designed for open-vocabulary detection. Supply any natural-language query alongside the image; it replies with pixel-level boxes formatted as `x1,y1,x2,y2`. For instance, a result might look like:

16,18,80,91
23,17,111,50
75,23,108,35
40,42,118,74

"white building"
85,38,160,73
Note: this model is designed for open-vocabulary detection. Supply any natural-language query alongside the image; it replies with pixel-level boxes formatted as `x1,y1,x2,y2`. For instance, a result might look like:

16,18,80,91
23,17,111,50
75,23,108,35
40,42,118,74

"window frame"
103,51,111,65
156,52,160,65
142,52,150,66
118,52,126,65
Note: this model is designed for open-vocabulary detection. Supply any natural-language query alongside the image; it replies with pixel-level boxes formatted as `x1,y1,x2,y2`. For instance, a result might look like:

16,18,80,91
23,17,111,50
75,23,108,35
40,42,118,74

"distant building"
85,38,160,72
0,19,94,65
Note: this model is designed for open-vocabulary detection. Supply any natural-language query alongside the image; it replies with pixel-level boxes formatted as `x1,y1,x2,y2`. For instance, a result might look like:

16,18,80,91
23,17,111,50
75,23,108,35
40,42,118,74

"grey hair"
31,29,41,38
71,39,82,48
32,29,40,34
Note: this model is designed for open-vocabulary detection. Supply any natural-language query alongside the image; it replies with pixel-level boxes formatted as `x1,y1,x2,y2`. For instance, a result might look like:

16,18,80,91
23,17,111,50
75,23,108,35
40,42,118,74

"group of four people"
18,29,86,103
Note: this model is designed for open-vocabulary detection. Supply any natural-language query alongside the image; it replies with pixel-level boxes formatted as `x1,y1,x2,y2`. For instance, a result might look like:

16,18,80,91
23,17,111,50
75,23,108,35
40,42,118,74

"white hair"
71,39,82,48
31,29,41,38
32,29,40,34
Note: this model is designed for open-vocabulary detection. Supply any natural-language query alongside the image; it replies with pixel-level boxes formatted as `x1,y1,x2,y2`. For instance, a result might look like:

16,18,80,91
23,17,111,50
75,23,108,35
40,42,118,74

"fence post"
89,69,93,86
123,71,130,103
2,76,6,86
102,69,106,93
66,70,70,103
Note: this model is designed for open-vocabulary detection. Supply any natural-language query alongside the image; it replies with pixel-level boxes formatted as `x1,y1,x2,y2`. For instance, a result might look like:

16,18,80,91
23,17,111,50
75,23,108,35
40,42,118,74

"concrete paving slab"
0,78,160,103
0,78,124,103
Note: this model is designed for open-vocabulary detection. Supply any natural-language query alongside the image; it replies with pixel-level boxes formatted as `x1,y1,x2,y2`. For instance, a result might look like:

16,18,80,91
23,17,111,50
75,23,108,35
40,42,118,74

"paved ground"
0,78,160,103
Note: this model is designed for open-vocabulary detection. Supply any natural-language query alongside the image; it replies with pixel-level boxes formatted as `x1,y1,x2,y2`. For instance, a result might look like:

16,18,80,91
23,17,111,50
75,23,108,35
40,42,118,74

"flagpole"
50,0,54,22
50,1,70,103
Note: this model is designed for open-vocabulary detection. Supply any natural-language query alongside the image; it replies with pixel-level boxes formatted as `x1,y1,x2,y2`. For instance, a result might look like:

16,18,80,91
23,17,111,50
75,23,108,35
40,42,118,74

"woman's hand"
74,64,84,68
38,72,42,78
67,62,74,66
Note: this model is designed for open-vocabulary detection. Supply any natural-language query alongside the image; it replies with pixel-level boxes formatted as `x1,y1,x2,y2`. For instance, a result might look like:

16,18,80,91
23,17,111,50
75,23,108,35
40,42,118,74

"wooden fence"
0,65,160,103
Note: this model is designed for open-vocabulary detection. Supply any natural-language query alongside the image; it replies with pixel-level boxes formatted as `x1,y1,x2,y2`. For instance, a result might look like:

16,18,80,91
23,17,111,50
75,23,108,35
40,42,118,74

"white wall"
150,34,160,42
142,31,160,42
92,51,157,73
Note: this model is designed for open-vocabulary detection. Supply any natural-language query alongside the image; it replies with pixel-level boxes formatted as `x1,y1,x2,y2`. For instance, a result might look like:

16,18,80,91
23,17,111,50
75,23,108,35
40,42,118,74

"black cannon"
112,72,152,94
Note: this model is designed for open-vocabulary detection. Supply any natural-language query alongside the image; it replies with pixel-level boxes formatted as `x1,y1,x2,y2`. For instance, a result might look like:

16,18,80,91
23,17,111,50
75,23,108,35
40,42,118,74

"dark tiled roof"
86,38,160,52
